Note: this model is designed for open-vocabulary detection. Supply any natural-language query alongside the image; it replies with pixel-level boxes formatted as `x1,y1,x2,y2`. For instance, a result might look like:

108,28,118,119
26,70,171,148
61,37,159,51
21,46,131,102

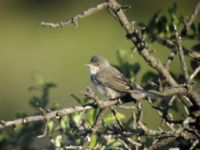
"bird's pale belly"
96,84,121,99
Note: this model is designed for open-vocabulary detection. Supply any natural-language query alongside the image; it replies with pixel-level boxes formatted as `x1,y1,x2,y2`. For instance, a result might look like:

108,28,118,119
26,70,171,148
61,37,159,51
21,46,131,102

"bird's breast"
90,75,121,99
96,84,121,99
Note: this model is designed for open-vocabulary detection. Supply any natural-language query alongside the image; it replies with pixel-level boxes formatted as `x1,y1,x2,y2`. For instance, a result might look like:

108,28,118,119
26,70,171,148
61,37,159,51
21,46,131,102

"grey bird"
86,55,148,100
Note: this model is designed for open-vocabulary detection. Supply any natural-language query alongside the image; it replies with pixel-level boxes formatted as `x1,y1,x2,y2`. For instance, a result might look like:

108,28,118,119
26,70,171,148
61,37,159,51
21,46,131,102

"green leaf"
107,139,122,147
157,16,168,33
116,49,129,65
132,62,140,75
47,120,54,133
29,96,41,108
60,116,69,131
55,135,63,148
88,134,97,149
73,112,83,125
147,11,161,31
168,3,177,19
71,94,86,104
126,116,134,127
191,23,196,34
103,112,125,124
88,109,97,125
131,47,137,53
192,43,200,52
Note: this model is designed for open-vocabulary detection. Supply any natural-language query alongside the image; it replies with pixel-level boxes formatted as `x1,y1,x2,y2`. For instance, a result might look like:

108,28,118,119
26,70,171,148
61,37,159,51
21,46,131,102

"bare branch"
185,0,200,29
41,2,108,28
174,25,189,82
147,137,176,150
152,86,188,97
189,65,200,81
189,139,199,150
64,145,84,150
0,100,119,129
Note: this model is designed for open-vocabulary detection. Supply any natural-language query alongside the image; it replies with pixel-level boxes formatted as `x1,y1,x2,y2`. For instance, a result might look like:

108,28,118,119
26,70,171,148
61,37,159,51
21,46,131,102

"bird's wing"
95,67,132,92
95,66,166,100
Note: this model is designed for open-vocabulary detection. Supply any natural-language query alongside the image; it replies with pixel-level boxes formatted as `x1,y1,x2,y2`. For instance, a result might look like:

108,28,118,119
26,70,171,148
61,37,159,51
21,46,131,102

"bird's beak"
85,63,92,68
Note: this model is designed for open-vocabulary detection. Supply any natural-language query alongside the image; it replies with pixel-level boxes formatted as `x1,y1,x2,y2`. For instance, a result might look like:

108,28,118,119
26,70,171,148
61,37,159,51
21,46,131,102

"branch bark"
0,100,119,129
41,2,108,28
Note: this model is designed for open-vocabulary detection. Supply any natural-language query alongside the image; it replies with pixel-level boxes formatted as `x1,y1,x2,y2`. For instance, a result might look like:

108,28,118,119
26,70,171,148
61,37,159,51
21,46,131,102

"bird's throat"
88,65,100,75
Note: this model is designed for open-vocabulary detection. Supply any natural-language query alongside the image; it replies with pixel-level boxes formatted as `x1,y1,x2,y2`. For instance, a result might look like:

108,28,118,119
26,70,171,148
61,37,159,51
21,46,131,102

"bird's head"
86,55,110,75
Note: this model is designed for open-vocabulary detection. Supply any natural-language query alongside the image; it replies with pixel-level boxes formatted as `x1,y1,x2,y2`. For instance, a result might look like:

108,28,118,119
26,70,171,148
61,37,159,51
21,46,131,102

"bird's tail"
129,88,167,100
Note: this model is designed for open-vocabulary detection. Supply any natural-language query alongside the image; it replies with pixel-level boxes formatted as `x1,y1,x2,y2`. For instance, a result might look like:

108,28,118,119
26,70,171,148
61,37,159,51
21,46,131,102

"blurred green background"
0,0,198,121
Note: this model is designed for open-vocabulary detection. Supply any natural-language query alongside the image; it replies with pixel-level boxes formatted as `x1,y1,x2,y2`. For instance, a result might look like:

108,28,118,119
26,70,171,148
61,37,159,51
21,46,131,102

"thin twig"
64,145,84,150
185,0,200,30
189,139,199,150
118,105,138,111
41,2,108,28
174,24,189,82
0,100,119,129
189,65,200,81
152,33,200,61
110,107,124,130
37,122,48,138
147,137,176,150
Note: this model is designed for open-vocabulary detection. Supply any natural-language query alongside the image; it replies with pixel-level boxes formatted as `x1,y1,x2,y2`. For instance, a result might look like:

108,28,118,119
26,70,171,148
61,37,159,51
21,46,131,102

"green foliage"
88,134,97,149
0,76,57,150
29,74,57,110
103,112,125,125
116,49,141,82
144,3,179,39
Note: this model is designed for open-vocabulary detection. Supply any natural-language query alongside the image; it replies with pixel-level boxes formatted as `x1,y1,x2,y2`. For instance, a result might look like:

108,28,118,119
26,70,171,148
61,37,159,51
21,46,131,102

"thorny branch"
41,2,108,28
1,0,200,149
0,98,119,129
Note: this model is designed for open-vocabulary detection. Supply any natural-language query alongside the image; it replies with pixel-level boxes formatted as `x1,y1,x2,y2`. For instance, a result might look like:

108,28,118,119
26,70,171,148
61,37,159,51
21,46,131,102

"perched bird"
86,55,148,100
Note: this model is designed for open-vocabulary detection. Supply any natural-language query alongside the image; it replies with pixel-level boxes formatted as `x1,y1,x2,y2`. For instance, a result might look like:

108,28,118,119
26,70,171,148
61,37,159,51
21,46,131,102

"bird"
86,55,149,100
